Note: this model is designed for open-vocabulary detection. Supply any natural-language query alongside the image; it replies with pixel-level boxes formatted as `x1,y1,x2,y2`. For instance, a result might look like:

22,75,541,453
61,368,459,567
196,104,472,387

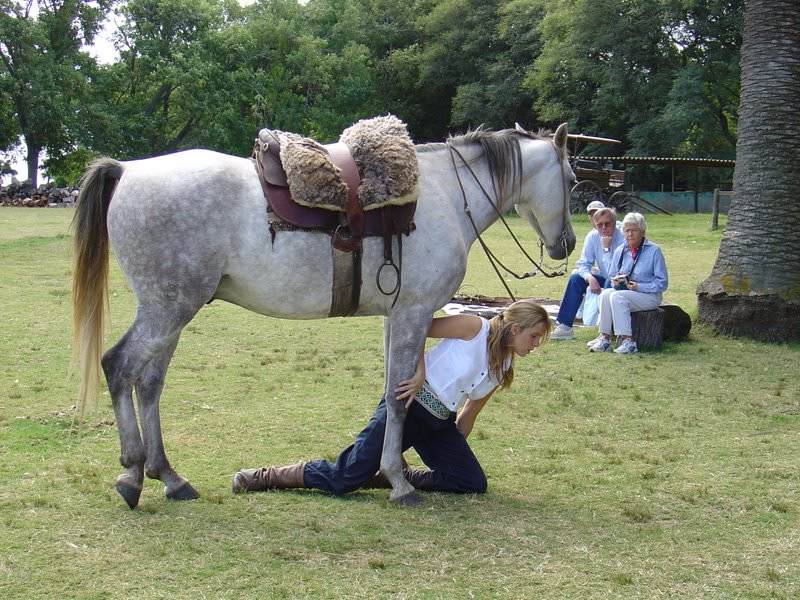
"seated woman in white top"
231,299,551,496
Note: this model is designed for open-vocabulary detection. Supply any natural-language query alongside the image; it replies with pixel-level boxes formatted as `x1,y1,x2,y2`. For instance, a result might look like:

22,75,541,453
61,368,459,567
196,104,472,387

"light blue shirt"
575,226,625,280
611,238,668,297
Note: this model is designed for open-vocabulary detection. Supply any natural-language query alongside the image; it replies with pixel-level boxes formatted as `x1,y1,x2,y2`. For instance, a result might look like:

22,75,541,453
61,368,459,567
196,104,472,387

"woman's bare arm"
456,391,494,438
427,314,483,341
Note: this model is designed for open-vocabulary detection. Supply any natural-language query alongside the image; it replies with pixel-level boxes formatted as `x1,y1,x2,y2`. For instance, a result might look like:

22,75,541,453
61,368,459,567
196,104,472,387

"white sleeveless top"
424,319,504,411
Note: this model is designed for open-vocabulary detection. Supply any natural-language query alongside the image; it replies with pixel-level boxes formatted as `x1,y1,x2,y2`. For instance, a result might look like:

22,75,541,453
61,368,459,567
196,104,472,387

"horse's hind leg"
102,329,147,509
102,306,193,508
135,337,199,501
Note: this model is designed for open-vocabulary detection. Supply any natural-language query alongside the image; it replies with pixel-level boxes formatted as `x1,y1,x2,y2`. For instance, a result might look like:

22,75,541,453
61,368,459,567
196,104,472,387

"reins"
447,139,570,301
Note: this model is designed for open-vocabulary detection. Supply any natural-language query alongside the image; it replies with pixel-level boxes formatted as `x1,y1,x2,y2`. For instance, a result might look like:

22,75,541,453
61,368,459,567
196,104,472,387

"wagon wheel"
609,191,631,213
569,180,604,214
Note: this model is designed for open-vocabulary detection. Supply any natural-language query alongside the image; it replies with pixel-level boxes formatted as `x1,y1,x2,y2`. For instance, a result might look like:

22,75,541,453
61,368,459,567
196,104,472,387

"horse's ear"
553,123,569,151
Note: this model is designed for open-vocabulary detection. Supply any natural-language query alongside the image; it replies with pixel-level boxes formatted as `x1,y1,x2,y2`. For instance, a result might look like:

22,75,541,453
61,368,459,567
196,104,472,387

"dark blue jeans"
303,398,487,495
556,272,608,326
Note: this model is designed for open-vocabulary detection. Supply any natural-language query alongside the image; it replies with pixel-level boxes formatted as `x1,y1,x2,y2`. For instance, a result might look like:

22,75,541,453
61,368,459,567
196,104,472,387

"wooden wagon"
567,134,631,213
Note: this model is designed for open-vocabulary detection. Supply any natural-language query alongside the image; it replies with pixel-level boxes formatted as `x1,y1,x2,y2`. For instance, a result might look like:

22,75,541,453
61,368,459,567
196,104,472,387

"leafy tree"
303,0,432,138
0,88,15,175
90,0,372,154
42,146,98,187
526,0,742,190
83,0,301,160
306,0,427,62
95,0,231,157
3,0,748,184
528,0,679,146
0,0,111,186
381,42,434,139
414,0,544,138
697,0,800,341
176,0,273,154
234,0,309,135
236,0,342,139
450,0,545,131
654,0,742,157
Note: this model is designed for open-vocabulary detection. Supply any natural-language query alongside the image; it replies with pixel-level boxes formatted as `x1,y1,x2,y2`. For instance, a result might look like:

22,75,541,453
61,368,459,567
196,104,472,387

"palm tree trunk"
696,0,800,342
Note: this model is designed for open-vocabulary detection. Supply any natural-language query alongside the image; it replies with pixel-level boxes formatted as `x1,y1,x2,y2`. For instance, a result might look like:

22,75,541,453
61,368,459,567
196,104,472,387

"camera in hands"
613,274,629,290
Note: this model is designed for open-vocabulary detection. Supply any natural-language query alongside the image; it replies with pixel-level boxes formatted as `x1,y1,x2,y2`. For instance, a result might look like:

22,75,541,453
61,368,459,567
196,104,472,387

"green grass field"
1,207,798,599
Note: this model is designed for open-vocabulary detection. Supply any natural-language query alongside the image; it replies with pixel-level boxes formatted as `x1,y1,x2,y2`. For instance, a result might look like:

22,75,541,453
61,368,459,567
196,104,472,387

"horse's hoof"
165,481,200,501
116,477,143,510
392,490,422,506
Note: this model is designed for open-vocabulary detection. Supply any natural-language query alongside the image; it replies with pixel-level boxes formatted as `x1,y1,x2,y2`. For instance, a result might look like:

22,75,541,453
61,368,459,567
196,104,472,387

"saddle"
254,128,417,235
252,127,417,316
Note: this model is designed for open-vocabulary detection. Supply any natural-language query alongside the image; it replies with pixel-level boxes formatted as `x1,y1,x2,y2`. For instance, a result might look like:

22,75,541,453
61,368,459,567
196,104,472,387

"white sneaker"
550,323,574,340
586,334,605,348
614,339,639,354
589,337,612,352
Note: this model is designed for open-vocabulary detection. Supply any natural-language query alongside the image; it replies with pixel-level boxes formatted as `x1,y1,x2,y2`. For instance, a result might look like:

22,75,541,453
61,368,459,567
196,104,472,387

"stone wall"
0,180,78,207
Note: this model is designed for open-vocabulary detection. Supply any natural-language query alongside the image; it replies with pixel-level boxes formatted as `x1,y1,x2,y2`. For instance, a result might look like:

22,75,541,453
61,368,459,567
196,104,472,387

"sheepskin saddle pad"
256,115,419,212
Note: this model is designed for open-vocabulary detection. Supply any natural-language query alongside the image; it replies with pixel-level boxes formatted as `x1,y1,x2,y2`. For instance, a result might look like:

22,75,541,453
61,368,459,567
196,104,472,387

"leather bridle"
447,138,570,301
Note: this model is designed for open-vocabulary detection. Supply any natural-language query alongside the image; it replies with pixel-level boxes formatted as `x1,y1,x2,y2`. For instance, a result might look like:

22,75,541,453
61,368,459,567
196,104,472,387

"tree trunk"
631,309,664,351
696,0,800,342
25,143,40,188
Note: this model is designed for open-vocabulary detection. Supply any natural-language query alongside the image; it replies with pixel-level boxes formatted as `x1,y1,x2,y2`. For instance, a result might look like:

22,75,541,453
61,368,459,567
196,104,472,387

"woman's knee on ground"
447,469,487,494
469,472,488,494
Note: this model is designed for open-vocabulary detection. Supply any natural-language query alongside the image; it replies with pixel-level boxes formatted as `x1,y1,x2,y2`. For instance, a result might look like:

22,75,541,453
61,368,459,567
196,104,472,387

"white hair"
622,211,647,233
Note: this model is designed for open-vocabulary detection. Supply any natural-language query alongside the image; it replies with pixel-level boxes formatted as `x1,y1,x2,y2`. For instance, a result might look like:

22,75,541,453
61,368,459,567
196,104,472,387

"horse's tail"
71,157,124,420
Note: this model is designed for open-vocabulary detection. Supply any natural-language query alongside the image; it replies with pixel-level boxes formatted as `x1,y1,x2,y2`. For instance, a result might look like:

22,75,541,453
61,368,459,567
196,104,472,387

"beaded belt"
414,383,451,420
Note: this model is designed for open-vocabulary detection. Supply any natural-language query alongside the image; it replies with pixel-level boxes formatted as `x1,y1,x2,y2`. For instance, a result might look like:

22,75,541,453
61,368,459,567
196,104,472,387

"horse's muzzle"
546,229,576,260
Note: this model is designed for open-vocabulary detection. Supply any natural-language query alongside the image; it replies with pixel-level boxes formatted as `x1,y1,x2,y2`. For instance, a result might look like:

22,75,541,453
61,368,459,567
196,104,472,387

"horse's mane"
416,127,555,204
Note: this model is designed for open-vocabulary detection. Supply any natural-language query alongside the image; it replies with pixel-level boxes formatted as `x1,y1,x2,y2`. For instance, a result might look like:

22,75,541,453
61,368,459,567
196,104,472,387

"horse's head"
513,123,576,260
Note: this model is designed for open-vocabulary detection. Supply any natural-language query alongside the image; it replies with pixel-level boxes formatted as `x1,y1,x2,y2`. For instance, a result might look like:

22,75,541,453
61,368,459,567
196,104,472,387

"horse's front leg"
136,337,199,502
382,309,431,505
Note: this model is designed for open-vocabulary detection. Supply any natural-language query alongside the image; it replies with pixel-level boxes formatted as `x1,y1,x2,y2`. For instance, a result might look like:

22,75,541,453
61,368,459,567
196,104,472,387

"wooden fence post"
711,188,720,230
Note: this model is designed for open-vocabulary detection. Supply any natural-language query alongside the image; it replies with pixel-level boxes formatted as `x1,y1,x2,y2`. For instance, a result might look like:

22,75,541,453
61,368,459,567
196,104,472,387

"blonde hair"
487,299,551,389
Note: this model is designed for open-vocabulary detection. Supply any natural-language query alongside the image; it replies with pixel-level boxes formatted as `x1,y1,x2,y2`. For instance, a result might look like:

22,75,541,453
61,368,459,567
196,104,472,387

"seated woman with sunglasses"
588,212,668,354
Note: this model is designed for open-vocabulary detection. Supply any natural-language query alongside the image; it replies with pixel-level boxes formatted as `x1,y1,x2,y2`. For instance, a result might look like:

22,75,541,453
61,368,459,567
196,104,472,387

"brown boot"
361,467,435,490
361,471,392,489
404,468,436,491
361,455,414,489
231,462,306,494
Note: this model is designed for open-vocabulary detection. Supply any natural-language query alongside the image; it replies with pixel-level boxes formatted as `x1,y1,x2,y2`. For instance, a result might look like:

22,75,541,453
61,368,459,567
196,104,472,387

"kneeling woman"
232,299,551,495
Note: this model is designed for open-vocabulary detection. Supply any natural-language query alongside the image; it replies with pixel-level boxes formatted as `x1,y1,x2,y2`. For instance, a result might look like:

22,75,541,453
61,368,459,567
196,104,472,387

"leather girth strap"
325,142,363,317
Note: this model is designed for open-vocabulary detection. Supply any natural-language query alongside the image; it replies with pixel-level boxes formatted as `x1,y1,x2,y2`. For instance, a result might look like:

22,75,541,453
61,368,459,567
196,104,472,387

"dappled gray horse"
72,123,576,509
